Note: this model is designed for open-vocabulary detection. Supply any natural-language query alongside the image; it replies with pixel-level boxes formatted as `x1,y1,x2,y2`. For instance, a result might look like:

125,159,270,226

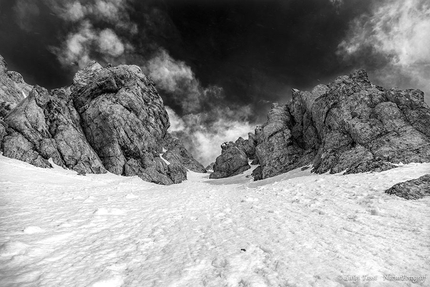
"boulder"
235,134,256,160
253,102,315,179
72,64,169,175
209,141,250,179
385,174,430,200
71,63,196,184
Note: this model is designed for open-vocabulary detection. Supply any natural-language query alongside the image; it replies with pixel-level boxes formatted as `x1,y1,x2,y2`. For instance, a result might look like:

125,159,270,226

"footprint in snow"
23,226,45,234
215,212,226,218
241,197,259,203
222,245,274,286
92,275,124,287
94,208,126,216
125,193,138,199
84,196,96,203
106,263,127,272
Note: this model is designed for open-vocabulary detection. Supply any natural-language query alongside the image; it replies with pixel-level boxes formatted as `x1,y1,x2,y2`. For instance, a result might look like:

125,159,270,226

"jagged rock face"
0,57,204,185
309,70,430,174
254,103,315,179
209,141,250,179
0,119,7,147
208,133,257,178
211,69,430,180
205,162,215,171
235,134,256,160
70,63,199,184
162,133,206,173
71,63,170,178
385,174,430,200
2,85,106,174
166,163,188,184
0,55,32,114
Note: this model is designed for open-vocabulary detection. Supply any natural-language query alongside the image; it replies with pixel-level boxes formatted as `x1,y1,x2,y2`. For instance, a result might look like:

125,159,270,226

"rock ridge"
211,69,430,181
0,57,205,185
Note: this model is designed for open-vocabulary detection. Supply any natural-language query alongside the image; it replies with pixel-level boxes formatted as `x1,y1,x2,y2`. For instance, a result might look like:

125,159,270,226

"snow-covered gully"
0,155,429,287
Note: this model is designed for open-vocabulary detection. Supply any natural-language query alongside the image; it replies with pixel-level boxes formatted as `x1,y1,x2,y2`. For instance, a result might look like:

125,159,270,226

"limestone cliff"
211,70,430,181
0,58,205,185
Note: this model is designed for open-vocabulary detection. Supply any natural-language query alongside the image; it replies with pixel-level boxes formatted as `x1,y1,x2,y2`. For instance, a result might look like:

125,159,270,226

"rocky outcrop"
253,103,316,179
205,162,215,171
161,133,206,173
71,63,174,182
2,85,106,174
385,174,430,199
235,134,257,160
0,57,204,185
209,141,250,179
211,70,430,180
209,133,257,179
0,55,32,117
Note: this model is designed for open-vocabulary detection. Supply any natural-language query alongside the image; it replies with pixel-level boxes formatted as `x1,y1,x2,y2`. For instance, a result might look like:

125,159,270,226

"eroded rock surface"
211,70,430,180
210,141,250,179
385,174,430,200
0,55,32,117
2,85,106,174
162,133,206,173
0,58,204,185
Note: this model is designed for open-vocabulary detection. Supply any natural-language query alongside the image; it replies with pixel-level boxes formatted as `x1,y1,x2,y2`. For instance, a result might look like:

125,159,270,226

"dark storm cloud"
6,0,415,164
338,0,430,104
160,0,373,113
0,0,72,87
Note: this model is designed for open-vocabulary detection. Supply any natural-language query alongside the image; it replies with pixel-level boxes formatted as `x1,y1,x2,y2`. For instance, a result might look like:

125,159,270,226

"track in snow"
0,155,429,287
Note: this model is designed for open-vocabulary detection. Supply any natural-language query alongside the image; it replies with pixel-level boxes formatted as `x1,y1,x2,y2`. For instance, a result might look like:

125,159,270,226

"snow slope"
0,155,429,287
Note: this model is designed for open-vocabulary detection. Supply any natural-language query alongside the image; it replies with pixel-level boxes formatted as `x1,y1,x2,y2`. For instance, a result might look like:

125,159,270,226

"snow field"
0,155,429,287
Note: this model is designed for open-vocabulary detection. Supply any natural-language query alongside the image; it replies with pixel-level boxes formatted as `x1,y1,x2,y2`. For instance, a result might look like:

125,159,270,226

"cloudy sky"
1,0,429,165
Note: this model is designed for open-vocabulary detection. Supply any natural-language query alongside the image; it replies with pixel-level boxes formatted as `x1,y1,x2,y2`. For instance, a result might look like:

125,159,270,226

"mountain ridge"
210,69,430,183
0,55,205,185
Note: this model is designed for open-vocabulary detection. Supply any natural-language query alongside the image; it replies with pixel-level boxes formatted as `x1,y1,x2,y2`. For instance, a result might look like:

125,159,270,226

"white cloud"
167,106,254,166
51,0,130,24
165,106,186,132
147,49,255,165
191,119,254,166
145,49,194,93
60,21,95,67
338,0,430,103
63,1,86,22
55,22,128,68
49,0,136,67
95,0,121,21
330,0,344,8
144,49,222,114
98,29,125,57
